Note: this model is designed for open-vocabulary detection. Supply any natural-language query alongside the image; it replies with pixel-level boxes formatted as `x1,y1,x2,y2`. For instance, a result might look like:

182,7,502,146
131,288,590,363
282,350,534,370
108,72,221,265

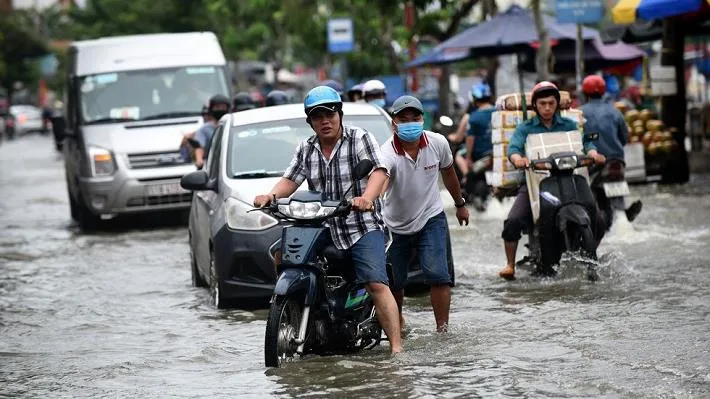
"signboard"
556,0,604,24
327,18,354,54
650,66,677,96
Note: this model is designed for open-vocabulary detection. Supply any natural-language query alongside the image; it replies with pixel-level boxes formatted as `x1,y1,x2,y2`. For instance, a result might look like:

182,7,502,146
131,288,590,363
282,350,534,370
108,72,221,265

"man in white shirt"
381,95,470,333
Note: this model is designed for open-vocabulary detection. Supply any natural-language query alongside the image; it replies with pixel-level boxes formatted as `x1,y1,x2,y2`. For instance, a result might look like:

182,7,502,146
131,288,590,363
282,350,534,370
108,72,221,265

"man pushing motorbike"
498,82,606,280
253,85,403,354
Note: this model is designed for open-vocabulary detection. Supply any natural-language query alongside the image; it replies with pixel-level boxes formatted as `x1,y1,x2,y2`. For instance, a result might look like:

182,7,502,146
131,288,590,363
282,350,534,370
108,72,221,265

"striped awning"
612,0,708,25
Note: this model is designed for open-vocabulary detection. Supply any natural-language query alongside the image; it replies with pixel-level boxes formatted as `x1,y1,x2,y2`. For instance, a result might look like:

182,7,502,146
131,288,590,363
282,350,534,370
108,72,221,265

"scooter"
257,160,383,368
516,151,602,281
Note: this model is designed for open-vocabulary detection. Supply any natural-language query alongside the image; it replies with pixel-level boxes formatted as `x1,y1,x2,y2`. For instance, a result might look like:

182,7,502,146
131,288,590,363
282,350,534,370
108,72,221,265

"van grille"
127,151,189,169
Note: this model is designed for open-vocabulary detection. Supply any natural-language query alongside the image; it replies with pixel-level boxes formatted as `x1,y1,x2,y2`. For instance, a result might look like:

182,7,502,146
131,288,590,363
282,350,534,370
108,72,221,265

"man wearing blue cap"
380,95,470,333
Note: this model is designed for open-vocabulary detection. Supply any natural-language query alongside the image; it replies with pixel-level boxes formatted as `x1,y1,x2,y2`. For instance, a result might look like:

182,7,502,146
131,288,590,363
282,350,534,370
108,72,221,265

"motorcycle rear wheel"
264,295,302,368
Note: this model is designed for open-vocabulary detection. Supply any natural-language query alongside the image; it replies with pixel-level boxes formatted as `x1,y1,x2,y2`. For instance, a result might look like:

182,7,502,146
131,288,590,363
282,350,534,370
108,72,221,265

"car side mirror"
354,159,374,180
586,132,600,141
181,170,213,191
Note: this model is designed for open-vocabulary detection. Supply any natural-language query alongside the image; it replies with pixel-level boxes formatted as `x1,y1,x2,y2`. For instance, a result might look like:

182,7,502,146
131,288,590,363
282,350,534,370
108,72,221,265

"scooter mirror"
354,159,374,180
439,115,454,127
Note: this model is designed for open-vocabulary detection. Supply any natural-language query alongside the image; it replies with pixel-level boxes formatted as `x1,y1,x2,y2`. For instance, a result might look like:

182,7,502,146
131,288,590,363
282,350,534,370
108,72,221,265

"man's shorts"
388,211,452,290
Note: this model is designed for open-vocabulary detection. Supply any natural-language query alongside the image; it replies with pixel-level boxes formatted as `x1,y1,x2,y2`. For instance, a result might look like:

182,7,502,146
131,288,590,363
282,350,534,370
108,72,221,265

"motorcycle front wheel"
264,295,302,368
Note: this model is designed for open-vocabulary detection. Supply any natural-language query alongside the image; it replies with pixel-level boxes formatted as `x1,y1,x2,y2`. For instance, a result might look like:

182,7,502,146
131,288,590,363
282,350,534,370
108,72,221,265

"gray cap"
391,95,424,115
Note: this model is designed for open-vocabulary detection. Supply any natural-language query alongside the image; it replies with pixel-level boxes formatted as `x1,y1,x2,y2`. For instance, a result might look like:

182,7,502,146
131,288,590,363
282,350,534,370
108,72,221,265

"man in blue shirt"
581,75,643,224
465,83,495,211
193,94,230,168
499,82,606,280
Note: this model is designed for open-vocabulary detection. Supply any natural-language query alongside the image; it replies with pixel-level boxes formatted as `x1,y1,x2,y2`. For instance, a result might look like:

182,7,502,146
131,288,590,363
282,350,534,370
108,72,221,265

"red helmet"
582,75,606,96
531,81,560,109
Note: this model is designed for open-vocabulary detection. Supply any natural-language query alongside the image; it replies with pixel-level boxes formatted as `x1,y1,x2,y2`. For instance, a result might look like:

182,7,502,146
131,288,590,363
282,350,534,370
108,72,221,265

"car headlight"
88,146,116,176
226,197,278,230
555,155,578,170
278,201,337,219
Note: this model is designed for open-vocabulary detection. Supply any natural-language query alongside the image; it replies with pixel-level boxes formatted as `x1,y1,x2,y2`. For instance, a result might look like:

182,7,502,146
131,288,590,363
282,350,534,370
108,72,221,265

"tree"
0,12,49,104
531,0,551,81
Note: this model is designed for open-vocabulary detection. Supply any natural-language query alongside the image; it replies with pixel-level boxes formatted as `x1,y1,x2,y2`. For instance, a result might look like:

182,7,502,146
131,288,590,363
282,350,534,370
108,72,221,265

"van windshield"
79,66,229,124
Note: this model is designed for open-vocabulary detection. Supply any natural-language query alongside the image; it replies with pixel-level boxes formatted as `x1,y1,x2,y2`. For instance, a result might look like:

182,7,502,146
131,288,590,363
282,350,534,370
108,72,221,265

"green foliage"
0,11,48,95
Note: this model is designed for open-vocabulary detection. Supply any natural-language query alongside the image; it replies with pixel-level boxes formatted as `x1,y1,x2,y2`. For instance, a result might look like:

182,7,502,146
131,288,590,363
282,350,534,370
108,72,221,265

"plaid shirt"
284,125,387,250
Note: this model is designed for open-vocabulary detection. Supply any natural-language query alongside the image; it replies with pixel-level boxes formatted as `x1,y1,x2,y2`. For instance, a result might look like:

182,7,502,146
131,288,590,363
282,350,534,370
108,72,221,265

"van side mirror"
181,170,214,191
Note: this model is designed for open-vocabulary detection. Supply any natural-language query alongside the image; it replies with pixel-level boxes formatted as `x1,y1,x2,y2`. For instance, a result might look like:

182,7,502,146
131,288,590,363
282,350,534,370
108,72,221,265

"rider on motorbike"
265,90,291,106
253,85,403,354
362,79,388,109
498,82,606,280
347,83,364,102
232,92,256,112
464,83,495,210
581,75,643,223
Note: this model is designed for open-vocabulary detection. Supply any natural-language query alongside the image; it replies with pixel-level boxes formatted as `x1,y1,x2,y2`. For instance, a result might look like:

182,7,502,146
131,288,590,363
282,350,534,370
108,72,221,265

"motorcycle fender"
556,204,591,231
273,268,318,306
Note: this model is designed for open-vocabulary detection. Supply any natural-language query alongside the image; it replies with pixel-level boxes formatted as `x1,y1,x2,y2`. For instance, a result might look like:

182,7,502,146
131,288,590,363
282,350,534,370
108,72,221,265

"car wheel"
209,249,226,309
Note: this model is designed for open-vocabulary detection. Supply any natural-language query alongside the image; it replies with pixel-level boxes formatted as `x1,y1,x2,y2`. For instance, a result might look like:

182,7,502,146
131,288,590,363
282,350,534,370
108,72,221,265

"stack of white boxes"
490,110,535,188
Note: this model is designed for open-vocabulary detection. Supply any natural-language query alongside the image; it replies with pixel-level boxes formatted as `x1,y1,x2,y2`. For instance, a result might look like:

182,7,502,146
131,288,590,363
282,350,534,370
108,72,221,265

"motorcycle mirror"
439,115,454,127
353,159,374,180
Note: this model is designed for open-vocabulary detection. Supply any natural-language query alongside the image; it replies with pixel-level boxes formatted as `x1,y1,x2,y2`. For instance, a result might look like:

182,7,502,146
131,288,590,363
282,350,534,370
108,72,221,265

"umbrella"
405,46,470,68
436,5,598,57
600,15,710,44
612,0,709,25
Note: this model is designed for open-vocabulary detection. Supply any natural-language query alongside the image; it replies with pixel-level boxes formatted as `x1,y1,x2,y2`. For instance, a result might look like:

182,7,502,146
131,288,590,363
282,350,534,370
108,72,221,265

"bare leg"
367,282,403,353
430,285,451,332
499,240,518,280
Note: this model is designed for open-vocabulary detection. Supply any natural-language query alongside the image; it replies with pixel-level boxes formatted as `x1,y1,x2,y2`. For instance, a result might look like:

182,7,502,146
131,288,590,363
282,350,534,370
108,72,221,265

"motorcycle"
257,160,383,368
589,159,637,231
516,150,602,281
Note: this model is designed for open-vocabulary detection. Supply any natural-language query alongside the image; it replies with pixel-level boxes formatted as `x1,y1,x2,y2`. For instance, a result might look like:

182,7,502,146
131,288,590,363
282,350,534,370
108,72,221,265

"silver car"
9,105,44,136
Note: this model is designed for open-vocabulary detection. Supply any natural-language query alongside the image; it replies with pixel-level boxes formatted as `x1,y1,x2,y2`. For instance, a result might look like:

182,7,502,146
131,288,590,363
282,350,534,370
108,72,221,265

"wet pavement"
1,135,709,398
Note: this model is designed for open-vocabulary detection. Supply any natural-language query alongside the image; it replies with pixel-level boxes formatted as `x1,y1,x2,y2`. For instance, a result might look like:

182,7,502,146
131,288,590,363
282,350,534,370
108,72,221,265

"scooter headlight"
555,155,578,170
278,201,337,219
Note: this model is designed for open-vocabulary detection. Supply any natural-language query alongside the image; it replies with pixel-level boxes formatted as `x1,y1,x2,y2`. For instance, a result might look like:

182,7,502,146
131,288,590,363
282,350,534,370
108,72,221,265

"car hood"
81,118,202,154
226,176,308,203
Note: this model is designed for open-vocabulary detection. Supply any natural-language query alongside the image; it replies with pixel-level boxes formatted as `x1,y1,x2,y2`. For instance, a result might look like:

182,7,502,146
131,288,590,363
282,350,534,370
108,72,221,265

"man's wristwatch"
455,197,466,208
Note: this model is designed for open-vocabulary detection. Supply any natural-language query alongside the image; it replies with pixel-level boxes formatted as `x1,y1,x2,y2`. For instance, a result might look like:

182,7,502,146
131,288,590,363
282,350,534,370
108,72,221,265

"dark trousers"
502,186,532,242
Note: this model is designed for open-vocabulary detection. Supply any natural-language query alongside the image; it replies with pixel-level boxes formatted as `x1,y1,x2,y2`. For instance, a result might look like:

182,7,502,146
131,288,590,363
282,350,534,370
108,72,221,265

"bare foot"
390,344,403,354
436,323,448,333
498,264,516,280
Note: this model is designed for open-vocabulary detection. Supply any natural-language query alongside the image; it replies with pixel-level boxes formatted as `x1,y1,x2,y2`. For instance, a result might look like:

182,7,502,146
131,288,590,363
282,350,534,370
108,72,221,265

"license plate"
603,181,630,198
146,182,189,196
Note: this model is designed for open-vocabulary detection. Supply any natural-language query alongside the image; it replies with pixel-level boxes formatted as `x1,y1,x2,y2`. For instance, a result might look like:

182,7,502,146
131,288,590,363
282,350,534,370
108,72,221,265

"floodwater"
1,135,708,398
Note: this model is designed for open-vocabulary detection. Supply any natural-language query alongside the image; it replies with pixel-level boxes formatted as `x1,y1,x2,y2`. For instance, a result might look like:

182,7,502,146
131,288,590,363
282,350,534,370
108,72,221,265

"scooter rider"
381,95,469,333
347,83,364,102
581,75,642,222
362,79,388,109
253,86,403,354
232,92,256,112
265,90,291,106
322,80,346,101
193,94,230,168
498,81,606,280
464,83,495,210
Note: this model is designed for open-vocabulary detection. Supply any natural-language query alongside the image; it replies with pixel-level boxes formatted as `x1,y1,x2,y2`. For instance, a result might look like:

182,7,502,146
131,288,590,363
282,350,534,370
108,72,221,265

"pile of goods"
490,91,585,189
614,105,678,156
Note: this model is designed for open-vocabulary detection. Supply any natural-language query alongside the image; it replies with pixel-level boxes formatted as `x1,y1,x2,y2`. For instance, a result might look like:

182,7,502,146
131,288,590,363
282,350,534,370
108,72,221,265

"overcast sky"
13,0,86,9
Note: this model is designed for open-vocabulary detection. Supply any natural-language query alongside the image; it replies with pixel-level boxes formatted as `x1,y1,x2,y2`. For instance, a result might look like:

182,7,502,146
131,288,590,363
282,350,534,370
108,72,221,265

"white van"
60,32,231,229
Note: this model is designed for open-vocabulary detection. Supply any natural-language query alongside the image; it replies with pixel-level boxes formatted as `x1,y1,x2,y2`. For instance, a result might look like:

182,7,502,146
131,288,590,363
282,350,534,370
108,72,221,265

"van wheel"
74,192,102,231
69,191,79,222
209,250,227,309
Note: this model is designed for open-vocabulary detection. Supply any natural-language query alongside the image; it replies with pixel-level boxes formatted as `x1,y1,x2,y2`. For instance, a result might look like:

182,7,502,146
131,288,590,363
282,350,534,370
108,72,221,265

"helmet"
321,80,344,95
347,83,364,101
208,94,231,109
265,90,290,106
232,92,255,111
470,82,492,102
582,75,606,97
303,85,342,116
362,79,386,97
531,81,561,109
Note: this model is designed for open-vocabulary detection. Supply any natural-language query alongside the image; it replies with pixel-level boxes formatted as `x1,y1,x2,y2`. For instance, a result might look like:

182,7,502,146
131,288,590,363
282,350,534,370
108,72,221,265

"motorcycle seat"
322,245,350,261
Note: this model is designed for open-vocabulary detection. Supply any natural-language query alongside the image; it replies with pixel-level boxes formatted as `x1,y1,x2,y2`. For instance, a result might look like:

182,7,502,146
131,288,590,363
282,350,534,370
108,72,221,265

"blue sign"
39,54,59,77
556,0,604,24
327,18,354,54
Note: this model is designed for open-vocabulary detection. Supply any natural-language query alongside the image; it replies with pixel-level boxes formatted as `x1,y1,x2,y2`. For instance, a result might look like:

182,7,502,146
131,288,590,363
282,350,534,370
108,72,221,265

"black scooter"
257,160,382,368
517,151,602,280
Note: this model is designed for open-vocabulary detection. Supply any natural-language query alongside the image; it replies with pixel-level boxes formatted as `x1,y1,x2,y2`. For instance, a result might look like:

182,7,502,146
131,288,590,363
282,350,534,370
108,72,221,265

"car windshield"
227,115,392,178
79,66,229,124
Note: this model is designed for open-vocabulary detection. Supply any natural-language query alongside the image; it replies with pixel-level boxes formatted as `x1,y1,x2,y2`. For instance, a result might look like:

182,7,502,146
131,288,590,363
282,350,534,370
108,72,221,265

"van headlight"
278,201,337,219
554,155,578,170
89,146,116,176
226,197,278,230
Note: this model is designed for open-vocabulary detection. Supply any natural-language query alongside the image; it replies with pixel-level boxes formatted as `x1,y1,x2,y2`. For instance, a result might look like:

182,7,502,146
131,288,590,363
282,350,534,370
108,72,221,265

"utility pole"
405,1,418,92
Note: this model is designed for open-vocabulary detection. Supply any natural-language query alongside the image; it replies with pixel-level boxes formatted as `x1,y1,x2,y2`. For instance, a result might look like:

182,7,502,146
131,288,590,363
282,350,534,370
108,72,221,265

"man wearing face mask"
193,94,230,169
380,95,470,333
362,79,388,109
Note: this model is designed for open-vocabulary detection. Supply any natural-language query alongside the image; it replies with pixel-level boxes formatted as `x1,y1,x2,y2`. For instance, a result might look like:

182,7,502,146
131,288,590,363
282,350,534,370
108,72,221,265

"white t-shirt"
380,131,454,234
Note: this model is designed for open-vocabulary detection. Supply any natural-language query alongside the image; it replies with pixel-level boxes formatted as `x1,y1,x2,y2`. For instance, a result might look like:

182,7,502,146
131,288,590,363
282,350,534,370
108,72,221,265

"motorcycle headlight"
278,201,337,219
555,155,578,170
226,197,278,230
88,146,116,176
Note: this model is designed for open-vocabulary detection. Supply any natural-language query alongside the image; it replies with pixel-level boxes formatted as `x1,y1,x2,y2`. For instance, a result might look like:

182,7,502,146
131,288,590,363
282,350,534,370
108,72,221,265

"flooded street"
1,135,709,398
